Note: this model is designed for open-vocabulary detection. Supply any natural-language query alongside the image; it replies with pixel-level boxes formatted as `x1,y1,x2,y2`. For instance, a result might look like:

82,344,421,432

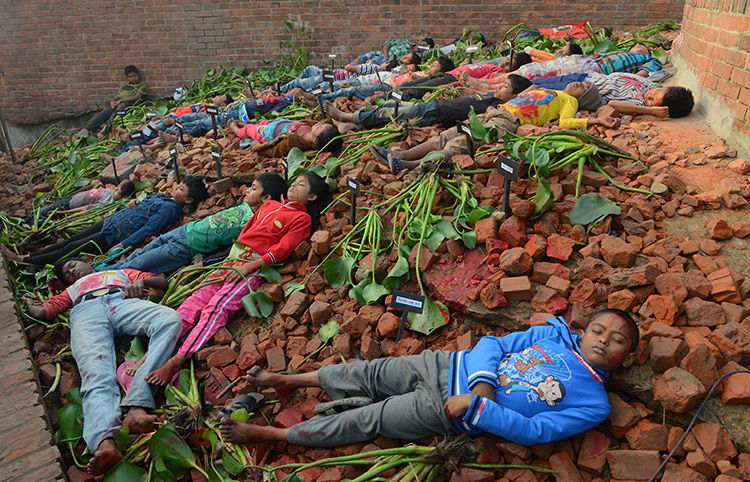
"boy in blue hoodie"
219,309,638,447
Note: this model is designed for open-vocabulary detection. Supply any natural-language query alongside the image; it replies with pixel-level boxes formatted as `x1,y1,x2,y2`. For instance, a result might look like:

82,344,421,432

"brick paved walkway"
0,259,65,481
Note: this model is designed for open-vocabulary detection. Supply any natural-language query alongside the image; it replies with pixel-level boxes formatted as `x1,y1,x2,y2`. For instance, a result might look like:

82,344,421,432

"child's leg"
110,294,182,409
26,232,110,266
69,299,121,453
27,221,104,256
84,105,116,132
178,279,252,358
107,226,191,273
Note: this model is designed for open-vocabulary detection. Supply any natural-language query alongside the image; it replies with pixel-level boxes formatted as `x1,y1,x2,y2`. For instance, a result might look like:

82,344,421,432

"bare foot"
323,101,352,122
72,128,90,139
219,417,288,443
1,244,26,263
122,407,157,434
126,354,147,376
144,354,185,386
246,366,288,388
86,438,123,475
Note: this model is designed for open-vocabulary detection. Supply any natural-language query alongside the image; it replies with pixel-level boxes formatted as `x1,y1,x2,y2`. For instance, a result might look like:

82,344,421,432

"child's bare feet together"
144,354,185,386
86,438,123,475
245,366,296,394
122,407,157,433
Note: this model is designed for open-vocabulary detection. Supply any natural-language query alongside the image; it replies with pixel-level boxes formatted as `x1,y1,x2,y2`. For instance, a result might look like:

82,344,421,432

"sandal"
387,153,403,174
219,392,265,418
314,396,373,416
368,142,390,166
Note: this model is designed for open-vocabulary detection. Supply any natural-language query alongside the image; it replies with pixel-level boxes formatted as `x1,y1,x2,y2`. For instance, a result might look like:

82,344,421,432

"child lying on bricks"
219,310,638,448
25,258,182,475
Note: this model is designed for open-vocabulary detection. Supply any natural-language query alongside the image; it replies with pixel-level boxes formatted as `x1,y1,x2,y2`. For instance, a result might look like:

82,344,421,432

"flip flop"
368,143,390,166
387,153,403,174
116,361,179,393
219,393,265,418
314,396,373,416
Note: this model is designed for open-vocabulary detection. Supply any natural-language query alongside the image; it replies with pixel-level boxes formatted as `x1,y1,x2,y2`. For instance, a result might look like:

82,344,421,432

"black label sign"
347,177,360,194
115,110,127,116
205,105,220,115
211,146,221,159
146,112,157,119
311,87,323,96
417,45,430,50
175,122,184,131
390,290,425,314
142,126,153,137
465,45,478,54
496,153,520,182
130,132,142,140
460,124,472,136
322,70,335,81
169,147,177,156
392,91,403,101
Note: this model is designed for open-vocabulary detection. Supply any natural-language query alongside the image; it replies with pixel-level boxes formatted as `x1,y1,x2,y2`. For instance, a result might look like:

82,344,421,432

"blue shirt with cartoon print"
447,317,611,445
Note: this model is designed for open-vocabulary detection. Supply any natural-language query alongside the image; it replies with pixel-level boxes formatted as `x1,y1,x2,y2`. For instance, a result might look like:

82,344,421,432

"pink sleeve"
237,124,261,141
123,269,154,282
43,291,73,319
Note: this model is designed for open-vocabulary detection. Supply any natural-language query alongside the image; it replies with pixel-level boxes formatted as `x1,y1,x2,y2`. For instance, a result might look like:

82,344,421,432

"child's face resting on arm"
172,182,195,206
243,179,271,210
579,311,637,372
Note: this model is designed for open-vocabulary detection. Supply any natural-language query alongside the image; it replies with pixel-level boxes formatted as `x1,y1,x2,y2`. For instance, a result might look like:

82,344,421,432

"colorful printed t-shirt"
235,119,306,142
500,88,588,129
516,55,601,81
184,202,255,255
69,188,115,209
593,51,662,75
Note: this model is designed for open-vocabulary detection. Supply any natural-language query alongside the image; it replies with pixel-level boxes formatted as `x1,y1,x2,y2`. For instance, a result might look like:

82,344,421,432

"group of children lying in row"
15,35,661,475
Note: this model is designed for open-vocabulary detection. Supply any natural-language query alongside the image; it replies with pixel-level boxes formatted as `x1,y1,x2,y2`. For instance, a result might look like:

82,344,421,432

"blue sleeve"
643,58,662,73
461,394,610,445
533,73,588,91
463,323,561,389
119,202,181,248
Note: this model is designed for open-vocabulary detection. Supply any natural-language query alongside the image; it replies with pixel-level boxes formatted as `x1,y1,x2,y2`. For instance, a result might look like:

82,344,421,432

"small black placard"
311,87,323,96
115,110,127,116
496,153,520,182
205,105,220,115
211,146,221,159
169,147,177,156
130,132,142,140
390,290,425,314
322,70,335,81
459,124,472,136
146,112,157,119
347,177,361,195
392,91,403,101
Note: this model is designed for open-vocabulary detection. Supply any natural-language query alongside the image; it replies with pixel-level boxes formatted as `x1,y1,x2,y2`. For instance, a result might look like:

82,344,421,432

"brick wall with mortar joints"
674,0,750,138
1,0,684,125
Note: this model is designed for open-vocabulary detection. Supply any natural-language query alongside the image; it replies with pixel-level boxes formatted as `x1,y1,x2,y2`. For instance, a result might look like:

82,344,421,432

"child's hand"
127,199,138,209
25,302,47,321
124,280,147,299
591,116,620,129
225,260,262,284
649,106,669,119
443,394,474,419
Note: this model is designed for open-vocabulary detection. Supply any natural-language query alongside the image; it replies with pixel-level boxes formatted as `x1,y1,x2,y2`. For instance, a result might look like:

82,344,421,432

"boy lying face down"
220,310,638,448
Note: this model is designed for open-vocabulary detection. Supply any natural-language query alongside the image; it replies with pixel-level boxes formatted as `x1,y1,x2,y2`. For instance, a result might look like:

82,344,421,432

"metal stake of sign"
390,289,426,341
329,53,336,71
245,79,255,100
347,177,360,225
206,105,220,141
175,122,185,144
323,70,335,92
110,157,120,183
496,153,521,219
391,91,402,118
212,146,222,178
281,159,288,181
459,122,475,158
506,40,514,71
466,45,478,64
311,87,325,114
169,146,181,183
130,132,148,160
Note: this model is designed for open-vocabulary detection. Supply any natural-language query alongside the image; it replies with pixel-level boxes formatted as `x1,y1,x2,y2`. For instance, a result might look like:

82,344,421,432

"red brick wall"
674,0,750,141
1,0,685,125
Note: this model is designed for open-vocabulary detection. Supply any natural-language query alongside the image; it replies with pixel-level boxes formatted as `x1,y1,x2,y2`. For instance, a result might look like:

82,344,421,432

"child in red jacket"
145,172,331,385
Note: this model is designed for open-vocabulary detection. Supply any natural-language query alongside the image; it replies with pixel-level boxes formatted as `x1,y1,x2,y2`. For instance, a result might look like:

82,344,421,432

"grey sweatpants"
287,350,457,447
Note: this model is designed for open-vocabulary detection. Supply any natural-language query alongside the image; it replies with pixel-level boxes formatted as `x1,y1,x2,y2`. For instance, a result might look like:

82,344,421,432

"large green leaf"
423,230,445,251
148,427,198,478
461,231,477,249
531,178,554,215
363,281,390,305
104,461,147,482
55,404,83,443
383,256,410,291
467,206,493,223
318,319,341,343
407,298,450,335
285,147,308,182
323,256,355,290
222,450,246,476
569,193,621,225
241,291,274,319
284,282,305,297
66,387,83,407
124,337,145,363
436,219,460,240
258,265,282,283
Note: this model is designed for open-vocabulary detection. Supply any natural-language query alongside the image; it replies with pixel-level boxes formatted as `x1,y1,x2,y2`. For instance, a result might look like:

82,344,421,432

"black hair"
182,176,209,211
299,171,331,232
254,172,286,201
435,56,456,73
421,37,435,48
124,65,140,75
663,87,694,118
508,74,532,94
118,180,136,197
383,58,399,71
567,42,583,55
225,94,235,104
404,53,421,66
633,43,652,55
512,52,532,70
316,124,343,152
587,309,640,352
53,257,89,286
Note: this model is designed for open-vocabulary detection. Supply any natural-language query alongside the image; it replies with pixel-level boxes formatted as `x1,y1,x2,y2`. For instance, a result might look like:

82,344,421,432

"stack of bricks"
0,0,684,126
674,0,750,141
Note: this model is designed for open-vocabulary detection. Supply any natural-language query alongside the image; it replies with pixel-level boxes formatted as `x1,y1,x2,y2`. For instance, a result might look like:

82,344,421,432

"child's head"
579,309,639,372
646,86,694,118
244,172,286,208
510,52,532,71
419,37,435,49
508,74,532,94
54,257,94,286
565,81,604,111
172,176,209,211
559,42,583,56
630,43,651,55
113,180,136,200
313,123,343,152
400,52,422,66
212,94,235,106
427,57,456,76
124,65,140,84
287,172,331,231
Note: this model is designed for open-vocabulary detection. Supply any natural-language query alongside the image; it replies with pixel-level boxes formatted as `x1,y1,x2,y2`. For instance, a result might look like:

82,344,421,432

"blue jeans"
355,51,384,64
108,225,192,274
320,83,391,103
70,292,181,450
281,66,325,93
181,109,239,137
353,101,440,128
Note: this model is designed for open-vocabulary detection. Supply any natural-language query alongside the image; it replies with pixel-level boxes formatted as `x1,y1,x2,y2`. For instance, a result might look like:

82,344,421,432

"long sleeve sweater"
447,317,611,446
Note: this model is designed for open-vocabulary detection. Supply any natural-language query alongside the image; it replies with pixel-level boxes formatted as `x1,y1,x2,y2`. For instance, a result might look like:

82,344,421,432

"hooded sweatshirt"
447,317,611,446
